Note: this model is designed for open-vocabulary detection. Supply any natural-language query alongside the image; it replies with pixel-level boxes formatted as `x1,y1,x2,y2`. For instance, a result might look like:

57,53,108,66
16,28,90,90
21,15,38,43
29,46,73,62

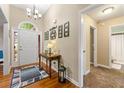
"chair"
0,50,3,63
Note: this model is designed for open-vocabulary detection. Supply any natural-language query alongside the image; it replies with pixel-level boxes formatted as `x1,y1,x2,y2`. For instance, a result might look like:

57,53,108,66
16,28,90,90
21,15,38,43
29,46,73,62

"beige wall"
0,26,3,49
83,15,124,69
83,14,97,72
43,4,89,82
97,16,124,66
9,5,44,31
83,15,124,68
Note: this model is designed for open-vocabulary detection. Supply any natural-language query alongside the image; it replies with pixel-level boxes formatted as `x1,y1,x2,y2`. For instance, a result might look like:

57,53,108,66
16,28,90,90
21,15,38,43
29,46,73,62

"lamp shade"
47,43,53,48
51,40,56,44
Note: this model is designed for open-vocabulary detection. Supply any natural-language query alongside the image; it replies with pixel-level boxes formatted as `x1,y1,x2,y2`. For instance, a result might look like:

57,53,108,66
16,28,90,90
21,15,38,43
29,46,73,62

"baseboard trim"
66,76,79,87
12,62,39,69
52,65,80,87
97,64,111,69
43,61,79,87
84,69,90,75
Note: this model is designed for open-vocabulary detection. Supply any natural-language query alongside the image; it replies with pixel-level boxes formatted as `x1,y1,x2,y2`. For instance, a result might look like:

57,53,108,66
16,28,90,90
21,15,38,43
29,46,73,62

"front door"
18,30,38,66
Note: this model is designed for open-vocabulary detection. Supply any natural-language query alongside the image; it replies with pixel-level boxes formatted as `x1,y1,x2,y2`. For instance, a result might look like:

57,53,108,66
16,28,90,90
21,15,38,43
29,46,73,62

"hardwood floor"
1,63,124,88
0,64,3,78
0,63,77,88
84,65,124,88
0,64,12,88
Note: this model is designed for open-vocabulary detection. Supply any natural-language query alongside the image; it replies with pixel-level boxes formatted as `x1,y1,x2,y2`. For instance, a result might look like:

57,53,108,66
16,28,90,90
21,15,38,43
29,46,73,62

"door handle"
83,50,86,53
19,48,23,51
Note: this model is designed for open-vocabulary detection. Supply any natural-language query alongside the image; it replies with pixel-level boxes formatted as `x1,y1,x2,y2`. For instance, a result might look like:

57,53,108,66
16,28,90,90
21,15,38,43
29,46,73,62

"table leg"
49,60,51,78
58,58,60,77
39,55,41,70
46,59,48,71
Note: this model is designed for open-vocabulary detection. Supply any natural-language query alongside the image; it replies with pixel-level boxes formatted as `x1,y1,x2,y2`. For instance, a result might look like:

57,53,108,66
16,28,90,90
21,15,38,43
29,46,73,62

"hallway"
84,65,124,88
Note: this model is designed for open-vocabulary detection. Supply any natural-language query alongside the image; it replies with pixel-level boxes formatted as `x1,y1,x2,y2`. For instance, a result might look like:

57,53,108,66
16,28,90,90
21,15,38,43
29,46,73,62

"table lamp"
47,43,53,55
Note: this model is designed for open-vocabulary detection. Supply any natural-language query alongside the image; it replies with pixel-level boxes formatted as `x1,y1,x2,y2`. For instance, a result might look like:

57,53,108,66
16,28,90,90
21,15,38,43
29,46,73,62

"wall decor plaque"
50,26,57,40
44,31,49,40
58,25,63,38
64,21,70,37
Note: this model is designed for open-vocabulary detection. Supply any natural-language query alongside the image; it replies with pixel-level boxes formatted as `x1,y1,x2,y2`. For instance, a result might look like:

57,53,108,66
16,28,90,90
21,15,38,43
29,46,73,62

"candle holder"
58,65,66,83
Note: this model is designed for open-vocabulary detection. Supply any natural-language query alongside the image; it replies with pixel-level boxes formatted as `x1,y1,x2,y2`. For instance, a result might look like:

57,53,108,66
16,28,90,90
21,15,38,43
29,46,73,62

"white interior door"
19,30,38,66
111,34,124,64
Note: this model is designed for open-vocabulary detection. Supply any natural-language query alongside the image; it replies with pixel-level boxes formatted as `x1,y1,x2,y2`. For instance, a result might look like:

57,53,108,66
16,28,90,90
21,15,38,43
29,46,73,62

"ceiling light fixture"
26,5,42,20
102,7,114,14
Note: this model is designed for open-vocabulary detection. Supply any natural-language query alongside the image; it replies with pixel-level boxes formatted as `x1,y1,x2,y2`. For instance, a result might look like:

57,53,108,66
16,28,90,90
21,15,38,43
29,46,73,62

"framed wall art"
64,21,70,37
58,25,63,38
50,29,56,40
50,26,57,40
44,31,49,40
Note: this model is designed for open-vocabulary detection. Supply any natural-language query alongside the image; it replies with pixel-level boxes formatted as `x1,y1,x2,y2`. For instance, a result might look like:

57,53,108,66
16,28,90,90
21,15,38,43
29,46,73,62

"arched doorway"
12,21,39,67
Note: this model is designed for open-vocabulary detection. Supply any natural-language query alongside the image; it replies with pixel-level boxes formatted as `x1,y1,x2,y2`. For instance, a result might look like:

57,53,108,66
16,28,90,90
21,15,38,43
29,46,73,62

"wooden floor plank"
84,65,124,88
1,63,123,88
0,64,77,88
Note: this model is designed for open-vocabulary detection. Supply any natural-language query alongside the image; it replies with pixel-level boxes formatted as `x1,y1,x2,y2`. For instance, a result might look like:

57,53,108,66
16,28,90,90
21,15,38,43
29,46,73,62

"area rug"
10,66,49,88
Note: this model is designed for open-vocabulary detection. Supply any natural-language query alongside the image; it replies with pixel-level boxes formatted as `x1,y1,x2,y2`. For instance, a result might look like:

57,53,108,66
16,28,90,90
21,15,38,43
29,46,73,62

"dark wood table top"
40,53,61,59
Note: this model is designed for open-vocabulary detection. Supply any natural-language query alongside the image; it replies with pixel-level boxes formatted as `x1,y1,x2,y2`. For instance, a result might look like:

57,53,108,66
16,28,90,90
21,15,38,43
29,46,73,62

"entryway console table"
39,53,61,78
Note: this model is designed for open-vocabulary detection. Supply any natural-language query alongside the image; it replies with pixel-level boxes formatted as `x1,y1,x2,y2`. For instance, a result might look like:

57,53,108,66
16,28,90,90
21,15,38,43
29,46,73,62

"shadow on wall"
66,66,72,78
59,57,73,78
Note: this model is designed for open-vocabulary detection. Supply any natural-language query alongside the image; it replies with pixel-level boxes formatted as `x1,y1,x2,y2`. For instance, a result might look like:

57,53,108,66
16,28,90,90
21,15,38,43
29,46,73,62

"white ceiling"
12,4,51,15
87,4,124,22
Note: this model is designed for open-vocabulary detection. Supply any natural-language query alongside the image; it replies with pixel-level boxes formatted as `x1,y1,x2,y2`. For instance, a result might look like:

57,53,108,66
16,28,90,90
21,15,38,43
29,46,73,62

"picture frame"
58,25,63,38
64,21,70,37
44,31,49,40
50,29,56,40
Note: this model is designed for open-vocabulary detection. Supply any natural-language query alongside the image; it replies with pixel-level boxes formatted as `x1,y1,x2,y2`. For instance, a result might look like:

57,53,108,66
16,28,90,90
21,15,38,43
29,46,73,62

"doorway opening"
90,26,96,66
78,5,100,87
11,21,40,67
79,4,124,88
110,24,124,71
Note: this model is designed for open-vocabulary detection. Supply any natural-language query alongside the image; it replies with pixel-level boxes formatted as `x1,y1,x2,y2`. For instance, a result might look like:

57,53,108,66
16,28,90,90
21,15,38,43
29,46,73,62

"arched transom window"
18,21,37,31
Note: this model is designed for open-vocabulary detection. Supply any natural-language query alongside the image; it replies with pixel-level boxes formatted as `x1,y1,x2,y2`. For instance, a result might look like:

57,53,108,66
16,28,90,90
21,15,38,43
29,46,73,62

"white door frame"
11,21,39,67
78,4,102,87
11,28,15,67
11,29,20,67
11,29,39,67
90,26,97,67
109,23,124,68
3,23,10,75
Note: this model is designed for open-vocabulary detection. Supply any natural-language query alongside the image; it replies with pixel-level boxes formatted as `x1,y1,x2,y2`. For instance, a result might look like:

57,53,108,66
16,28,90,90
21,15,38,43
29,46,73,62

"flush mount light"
102,7,114,14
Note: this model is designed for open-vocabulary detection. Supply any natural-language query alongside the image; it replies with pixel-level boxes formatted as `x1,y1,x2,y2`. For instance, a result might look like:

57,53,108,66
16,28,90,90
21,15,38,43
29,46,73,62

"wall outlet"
53,61,56,64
